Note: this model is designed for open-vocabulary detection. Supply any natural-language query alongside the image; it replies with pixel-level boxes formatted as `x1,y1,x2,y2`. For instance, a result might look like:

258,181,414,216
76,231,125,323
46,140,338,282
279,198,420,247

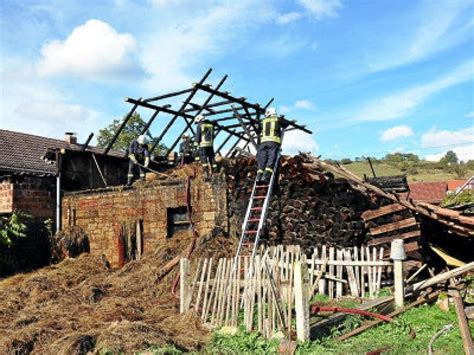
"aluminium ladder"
235,152,281,261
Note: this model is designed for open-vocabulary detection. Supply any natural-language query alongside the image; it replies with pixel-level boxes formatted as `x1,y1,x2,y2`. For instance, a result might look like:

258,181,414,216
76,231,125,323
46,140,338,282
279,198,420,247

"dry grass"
0,231,237,354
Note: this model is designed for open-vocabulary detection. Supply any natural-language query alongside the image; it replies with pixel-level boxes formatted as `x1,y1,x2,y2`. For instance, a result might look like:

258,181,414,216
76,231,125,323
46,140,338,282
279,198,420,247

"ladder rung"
254,196,266,199
248,218,260,222
245,230,258,234
256,185,269,188
251,207,263,211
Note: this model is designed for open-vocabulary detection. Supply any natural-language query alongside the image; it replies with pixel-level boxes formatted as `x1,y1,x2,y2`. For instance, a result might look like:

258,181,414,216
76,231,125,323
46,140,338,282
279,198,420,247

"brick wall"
61,177,227,267
12,177,56,219
0,180,14,214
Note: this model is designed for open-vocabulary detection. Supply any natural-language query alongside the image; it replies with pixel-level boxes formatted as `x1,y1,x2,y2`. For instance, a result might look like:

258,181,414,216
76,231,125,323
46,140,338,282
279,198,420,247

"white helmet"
137,135,147,145
182,133,189,139
195,114,205,123
265,107,277,117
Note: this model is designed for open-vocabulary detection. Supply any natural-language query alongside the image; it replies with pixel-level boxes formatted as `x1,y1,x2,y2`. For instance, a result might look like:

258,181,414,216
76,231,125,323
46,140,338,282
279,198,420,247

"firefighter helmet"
265,107,277,117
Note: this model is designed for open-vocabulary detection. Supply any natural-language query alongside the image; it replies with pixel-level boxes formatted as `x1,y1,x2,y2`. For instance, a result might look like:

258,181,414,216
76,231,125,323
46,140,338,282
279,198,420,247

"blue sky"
1,0,473,161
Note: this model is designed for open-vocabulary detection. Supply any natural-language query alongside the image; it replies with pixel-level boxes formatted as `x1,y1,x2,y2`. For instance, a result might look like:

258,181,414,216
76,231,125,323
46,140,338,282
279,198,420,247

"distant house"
401,179,468,205
0,129,127,229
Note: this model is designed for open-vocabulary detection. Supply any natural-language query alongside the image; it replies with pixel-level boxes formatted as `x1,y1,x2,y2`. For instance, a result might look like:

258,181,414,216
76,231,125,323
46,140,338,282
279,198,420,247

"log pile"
223,155,391,251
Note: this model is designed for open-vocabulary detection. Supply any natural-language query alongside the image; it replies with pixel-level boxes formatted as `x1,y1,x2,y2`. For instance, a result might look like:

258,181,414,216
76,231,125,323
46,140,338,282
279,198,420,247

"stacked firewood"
223,155,390,251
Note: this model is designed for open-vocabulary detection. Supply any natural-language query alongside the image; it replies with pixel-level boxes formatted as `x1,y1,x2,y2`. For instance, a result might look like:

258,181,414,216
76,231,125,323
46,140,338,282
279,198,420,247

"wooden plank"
344,250,359,297
407,262,474,294
294,260,310,341
361,203,407,221
201,258,214,320
369,217,418,236
336,249,343,297
451,281,474,354
368,230,420,246
194,258,208,312
179,258,190,314
329,247,334,299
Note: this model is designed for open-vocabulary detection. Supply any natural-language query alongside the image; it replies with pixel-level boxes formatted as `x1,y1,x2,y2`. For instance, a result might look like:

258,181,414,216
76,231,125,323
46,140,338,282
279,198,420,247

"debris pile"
0,230,236,354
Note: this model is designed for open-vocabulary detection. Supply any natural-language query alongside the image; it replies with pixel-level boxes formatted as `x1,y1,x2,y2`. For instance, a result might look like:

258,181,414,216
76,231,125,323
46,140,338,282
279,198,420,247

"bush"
340,158,352,165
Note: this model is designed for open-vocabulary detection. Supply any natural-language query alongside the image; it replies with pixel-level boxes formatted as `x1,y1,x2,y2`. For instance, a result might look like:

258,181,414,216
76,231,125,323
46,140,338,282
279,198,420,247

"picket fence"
180,244,392,338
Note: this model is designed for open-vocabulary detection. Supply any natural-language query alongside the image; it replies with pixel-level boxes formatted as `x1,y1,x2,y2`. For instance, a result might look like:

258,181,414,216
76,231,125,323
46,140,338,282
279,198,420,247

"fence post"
180,258,191,313
390,239,406,308
294,257,310,341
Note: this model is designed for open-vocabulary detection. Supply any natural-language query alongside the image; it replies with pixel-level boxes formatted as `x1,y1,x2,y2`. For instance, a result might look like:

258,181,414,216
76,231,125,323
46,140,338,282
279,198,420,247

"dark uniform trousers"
199,146,216,171
257,141,279,175
128,158,146,184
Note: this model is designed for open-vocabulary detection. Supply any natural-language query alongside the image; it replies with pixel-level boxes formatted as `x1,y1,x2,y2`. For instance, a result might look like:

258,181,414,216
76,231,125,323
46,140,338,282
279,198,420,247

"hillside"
342,160,474,183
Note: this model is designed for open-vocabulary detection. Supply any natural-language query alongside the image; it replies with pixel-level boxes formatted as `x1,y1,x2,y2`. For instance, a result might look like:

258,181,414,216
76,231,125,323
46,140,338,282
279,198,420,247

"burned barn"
47,69,472,270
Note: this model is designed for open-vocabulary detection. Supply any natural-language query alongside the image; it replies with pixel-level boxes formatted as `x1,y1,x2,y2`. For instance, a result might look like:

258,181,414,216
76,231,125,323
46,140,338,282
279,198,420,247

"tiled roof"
407,181,448,204
0,129,125,177
447,179,467,192
0,129,70,176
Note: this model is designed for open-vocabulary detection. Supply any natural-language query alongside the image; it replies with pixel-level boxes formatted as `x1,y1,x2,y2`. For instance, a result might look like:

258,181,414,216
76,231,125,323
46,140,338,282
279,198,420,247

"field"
342,160,474,182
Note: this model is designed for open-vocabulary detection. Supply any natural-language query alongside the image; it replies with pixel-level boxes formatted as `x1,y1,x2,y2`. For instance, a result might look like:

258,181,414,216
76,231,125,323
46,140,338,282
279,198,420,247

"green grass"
342,161,474,182
206,302,472,355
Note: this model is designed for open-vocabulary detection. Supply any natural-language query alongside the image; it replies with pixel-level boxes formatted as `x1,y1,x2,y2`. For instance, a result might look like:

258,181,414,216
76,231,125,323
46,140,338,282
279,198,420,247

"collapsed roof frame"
104,68,312,159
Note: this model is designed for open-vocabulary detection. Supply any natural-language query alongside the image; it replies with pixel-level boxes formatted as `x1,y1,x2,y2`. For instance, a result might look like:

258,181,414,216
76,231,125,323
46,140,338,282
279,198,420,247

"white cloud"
297,0,342,20
421,126,474,148
1,59,104,141
276,11,303,25
425,145,474,162
422,126,474,162
294,99,316,111
140,1,274,91
282,131,319,155
279,100,317,115
466,111,474,118
353,60,473,122
380,125,413,142
37,19,143,81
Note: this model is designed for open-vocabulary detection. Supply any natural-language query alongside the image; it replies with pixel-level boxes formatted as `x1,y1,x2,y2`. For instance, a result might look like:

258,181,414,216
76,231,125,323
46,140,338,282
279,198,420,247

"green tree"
96,113,167,156
454,163,468,178
0,212,29,246
340,158,352,165
440,150,458,165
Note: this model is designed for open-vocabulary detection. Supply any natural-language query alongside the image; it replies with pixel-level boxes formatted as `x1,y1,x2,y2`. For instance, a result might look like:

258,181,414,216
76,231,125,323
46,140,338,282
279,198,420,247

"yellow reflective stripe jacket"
260,116,282,144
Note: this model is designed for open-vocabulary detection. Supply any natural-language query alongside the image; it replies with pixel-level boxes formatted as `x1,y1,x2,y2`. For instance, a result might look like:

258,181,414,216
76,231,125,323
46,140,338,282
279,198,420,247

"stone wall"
0,177,55,218
0,180,13,214
61,177,228,267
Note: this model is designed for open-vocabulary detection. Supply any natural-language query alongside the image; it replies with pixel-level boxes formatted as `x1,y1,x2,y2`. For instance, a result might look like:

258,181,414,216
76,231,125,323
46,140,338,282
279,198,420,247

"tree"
340,158,352,165
440,150,458,165
0,212,28,246
96,113,167,156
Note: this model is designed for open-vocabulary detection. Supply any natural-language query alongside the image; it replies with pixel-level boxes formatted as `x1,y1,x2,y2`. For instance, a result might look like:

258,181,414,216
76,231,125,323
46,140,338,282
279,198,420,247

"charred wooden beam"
104,99,141,155
194,83,312,134
232,105,257,150
144,88,194,103
82,133,94,151
146,69,212,152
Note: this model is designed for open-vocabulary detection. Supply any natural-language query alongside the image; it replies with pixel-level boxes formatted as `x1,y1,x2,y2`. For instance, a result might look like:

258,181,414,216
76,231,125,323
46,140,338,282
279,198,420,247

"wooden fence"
180,244,392,339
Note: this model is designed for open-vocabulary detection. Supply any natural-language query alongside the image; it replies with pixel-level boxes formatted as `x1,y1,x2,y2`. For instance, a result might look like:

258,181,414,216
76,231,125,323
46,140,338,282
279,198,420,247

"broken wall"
0,176,55,218
61,177,227,267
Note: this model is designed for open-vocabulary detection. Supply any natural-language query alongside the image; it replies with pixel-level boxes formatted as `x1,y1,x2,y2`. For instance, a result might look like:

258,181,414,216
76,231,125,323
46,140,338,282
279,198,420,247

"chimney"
64,132,77,145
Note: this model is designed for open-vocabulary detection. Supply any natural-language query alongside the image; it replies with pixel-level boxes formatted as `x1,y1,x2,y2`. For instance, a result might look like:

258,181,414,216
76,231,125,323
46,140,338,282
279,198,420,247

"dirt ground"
0,231,237,354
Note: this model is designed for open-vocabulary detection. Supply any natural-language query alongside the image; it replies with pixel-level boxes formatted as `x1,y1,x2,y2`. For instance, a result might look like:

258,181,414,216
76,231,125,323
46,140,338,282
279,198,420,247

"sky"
0,0,473,161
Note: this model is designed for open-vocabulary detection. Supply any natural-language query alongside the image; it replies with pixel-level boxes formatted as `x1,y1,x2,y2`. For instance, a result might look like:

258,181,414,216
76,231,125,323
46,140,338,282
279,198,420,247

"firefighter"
127,134,150,186
195,114,217,177
256,107,288,184
179,133,193,166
